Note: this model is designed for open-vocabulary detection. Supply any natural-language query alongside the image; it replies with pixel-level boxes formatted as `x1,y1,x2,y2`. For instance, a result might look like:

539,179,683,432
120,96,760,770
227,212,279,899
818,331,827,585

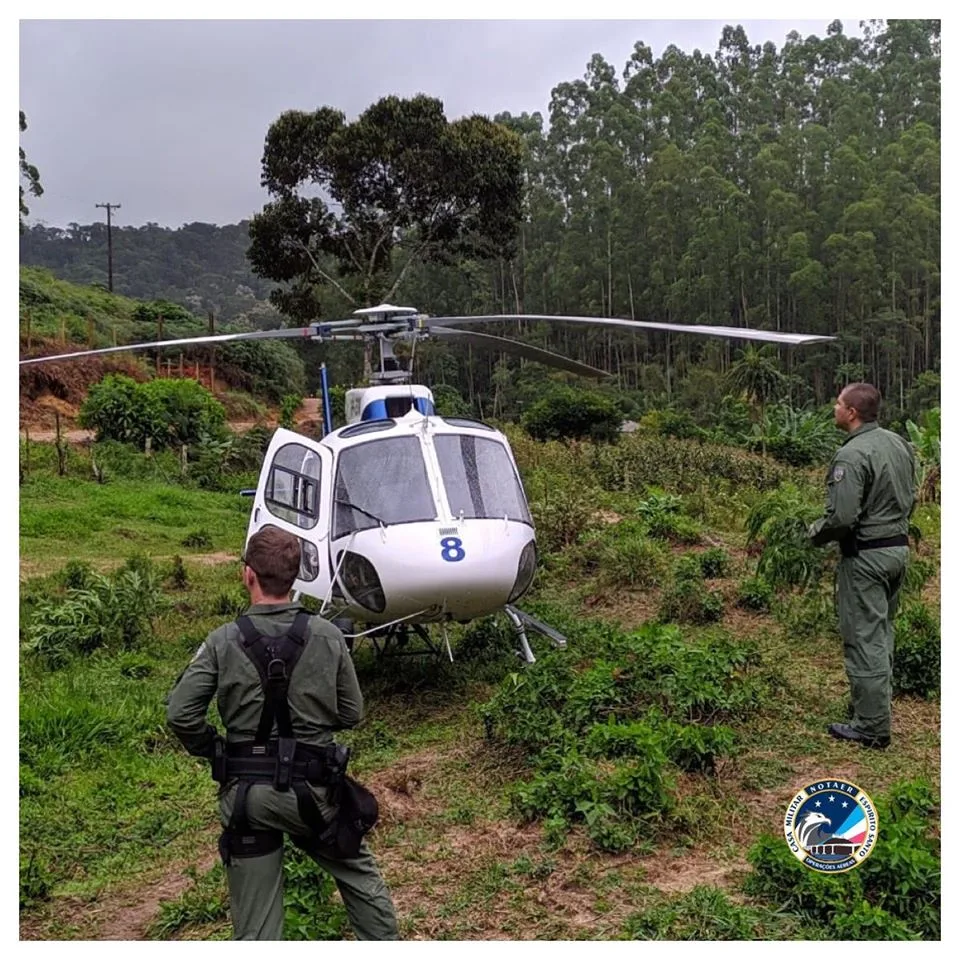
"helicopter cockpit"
247,407,538,629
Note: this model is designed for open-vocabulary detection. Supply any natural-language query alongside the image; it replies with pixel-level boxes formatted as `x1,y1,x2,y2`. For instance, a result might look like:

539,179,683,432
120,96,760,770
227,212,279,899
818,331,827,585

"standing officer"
167,524,399,940
808,383,916,749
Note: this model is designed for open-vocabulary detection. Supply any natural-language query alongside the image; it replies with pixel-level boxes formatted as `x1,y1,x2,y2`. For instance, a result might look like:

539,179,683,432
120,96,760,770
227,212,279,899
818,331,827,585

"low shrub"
23,557,167,668
576,521,668,589
482,617,775,851
282,842,349,939
79,374,227,450
893,601,940,697
658,577,724,625
735,575,774,612
698,547,731,579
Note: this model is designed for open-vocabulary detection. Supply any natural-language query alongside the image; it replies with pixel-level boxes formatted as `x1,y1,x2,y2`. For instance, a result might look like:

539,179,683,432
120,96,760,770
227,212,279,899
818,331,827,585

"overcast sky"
19,17,842,230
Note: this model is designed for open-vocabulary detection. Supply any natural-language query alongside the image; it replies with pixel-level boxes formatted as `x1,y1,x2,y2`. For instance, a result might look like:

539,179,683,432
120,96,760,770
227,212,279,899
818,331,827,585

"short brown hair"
243,525,301,596
841,382,881,422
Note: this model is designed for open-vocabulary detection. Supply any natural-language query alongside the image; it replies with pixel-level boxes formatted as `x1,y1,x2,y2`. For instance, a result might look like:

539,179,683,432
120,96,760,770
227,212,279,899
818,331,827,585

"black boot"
828,722,890,750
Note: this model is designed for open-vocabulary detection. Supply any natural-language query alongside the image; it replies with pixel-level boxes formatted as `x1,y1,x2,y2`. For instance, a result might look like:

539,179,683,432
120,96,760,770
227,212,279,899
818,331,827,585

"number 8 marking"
440,536,465,562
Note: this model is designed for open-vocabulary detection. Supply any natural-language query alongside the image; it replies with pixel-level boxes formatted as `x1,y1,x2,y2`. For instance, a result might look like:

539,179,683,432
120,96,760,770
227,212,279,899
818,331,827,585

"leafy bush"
24,559,167,668
522,386,622,444
511,747,675,852
893,601,940,697
168,555,189,590
634,490,701,544
181,528,213,548
658,577,724,625
279,393,302,429
736,575,774,612
432,383,472,417
748,403,839,466
575,520,668,588
906,406,940,504
482,616,774,850
698,547,731,579
79,374,227,449
639,408,700,440
529,482,598,552
902,555,936,598
746,483,826,588
216,338,306,404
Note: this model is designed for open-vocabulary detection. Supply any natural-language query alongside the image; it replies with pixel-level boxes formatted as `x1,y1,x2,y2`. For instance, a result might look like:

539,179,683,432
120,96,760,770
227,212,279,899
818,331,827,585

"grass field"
19,434,940,941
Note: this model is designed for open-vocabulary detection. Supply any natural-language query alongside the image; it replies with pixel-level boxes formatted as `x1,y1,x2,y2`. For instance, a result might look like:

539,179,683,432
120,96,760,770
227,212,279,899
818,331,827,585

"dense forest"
20,19,940,424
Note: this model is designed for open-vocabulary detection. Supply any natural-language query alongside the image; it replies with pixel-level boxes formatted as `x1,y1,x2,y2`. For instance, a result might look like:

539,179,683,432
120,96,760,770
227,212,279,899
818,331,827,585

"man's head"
834,382,880,432
242,525,301,601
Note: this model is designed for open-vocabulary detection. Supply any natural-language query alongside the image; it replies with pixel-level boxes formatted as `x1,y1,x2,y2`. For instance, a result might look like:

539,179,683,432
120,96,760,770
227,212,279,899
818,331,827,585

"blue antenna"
320,363,333,436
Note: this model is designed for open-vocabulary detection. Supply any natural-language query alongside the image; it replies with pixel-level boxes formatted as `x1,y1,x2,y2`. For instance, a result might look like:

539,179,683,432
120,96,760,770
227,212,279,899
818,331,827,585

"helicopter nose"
339,522,535,621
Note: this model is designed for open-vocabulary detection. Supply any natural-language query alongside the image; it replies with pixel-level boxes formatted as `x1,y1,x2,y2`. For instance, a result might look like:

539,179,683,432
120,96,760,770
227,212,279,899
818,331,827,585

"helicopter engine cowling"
332,520,536,624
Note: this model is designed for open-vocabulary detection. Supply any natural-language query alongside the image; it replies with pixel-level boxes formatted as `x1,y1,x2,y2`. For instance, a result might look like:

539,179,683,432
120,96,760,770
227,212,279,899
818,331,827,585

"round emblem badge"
783,779,879,873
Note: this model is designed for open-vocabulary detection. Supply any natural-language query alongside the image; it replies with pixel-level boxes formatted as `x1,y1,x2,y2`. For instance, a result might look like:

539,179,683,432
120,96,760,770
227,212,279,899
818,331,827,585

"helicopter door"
245,428,333,601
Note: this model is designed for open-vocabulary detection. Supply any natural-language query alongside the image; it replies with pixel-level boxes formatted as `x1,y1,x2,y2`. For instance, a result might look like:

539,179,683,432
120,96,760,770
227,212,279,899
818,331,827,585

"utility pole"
95,202,121,292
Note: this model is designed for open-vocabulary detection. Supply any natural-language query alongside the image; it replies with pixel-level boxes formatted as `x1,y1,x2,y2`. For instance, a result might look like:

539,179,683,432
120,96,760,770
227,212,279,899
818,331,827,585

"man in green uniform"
167,525,399,940
808,383,916,749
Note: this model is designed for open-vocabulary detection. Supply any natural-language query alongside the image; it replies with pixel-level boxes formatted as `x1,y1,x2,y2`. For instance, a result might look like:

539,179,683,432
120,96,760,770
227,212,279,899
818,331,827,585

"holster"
211,735,227,784
839,532,860,559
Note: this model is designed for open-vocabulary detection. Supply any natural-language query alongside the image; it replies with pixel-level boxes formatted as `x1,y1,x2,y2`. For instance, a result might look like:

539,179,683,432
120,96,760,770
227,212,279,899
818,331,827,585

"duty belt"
856,534,909,550
213,739,349,789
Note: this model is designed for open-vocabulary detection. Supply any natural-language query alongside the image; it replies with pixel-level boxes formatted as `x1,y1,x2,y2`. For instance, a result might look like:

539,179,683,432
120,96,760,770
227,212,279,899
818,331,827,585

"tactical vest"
214,612,377,864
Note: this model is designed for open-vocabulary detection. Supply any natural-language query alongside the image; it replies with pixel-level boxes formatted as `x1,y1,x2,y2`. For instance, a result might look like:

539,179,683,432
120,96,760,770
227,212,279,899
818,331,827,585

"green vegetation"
522,387,622,443
79,374,227,449
19,420,939,939
744,778,940,939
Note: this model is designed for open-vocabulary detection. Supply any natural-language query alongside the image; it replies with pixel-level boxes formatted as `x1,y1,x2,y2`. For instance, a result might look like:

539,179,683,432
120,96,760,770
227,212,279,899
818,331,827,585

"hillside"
19,268,308,429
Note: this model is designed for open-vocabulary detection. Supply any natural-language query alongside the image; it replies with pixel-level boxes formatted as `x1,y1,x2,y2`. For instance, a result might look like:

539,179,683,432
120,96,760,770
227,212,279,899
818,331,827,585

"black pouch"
320,776,380,860
840,532,859,559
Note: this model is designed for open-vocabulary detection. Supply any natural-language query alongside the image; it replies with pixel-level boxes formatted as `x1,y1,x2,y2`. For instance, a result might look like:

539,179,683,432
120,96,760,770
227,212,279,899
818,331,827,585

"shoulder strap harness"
218,612,347,864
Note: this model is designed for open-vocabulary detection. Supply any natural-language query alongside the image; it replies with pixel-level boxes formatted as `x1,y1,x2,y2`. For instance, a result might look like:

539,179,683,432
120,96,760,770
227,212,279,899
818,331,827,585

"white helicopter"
20,303,833,662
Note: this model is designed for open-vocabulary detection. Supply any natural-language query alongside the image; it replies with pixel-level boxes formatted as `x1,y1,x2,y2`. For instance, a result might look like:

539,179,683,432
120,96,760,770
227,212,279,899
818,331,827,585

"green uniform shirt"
166,602,363,757
809,421,916,547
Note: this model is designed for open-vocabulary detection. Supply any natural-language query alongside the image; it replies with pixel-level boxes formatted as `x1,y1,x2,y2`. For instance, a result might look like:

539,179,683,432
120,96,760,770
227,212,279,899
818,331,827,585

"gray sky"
19,18,839,229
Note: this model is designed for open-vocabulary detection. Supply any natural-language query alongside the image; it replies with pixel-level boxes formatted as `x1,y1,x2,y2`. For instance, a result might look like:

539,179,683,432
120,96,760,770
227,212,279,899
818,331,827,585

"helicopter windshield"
434,434,531,524
333,437,437,538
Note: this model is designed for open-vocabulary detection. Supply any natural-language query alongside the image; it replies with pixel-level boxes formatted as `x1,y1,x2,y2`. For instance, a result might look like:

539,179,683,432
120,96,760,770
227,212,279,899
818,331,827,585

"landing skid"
365,622,445,658
503,604,568,664
323,607,568,664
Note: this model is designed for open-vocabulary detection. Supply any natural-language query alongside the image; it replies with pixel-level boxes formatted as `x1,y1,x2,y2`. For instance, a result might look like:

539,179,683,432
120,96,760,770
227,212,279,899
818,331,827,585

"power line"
95,202,121,293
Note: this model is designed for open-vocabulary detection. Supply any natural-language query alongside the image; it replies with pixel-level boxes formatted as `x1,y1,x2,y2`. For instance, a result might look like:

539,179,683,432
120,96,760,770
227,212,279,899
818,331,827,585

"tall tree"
19,110,43,233
247,95,524,319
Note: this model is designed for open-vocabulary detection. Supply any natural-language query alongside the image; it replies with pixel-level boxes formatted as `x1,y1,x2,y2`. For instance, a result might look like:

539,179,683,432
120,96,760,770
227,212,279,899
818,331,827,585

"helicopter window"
434,435,531,524
264,443,321,529
333,437,437,538
441,417,495,432
339,420,396,438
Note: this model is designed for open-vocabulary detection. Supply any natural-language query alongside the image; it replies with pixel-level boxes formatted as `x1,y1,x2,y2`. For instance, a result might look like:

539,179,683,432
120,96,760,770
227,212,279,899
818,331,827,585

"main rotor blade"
429,314,834,346
18,325,335,366
431,327,611,378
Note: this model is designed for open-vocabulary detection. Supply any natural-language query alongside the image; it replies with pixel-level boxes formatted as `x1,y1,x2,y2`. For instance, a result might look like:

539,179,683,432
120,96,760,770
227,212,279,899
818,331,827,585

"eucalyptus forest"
21,19,940,425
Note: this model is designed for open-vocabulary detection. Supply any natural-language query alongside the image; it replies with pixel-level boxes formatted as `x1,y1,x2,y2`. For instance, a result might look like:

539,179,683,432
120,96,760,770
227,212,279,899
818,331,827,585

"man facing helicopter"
166,524,399,940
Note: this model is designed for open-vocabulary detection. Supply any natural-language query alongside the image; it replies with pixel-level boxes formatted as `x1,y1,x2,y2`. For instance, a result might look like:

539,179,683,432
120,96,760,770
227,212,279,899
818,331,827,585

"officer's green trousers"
219,781,399,940
836,546,908,739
